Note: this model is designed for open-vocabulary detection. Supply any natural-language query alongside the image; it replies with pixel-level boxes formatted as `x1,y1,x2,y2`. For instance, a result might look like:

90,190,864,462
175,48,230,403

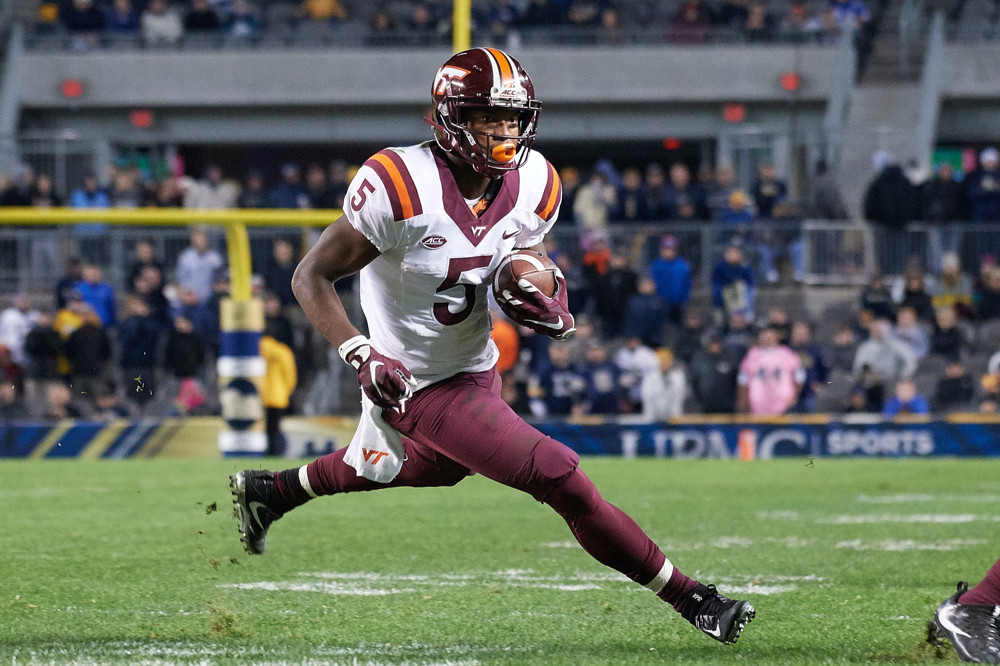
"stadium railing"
2,215,999,295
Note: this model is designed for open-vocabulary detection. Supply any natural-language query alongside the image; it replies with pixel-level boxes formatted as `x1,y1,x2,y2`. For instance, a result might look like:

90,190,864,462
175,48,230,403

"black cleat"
679,583,756,645
230,470,284,555
932,581,1000,663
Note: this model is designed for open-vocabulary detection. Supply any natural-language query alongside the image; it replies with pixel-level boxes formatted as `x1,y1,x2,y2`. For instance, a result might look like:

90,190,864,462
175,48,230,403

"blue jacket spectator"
175,229,224,304
171,287,219,354
648,234,691,326
267,164,309,209
751,164,788,218
882,379,930,417
664,163,709,221
579,343,622,415
711,245,756,321
105,0,141,33
623,278,668,348
69,175,110,209
75,264,117,327
533,343,585,417
965,148,1000,222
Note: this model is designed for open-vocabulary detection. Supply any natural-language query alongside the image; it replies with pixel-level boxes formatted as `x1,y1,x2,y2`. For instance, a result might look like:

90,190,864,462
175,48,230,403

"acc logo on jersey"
420,235,448,249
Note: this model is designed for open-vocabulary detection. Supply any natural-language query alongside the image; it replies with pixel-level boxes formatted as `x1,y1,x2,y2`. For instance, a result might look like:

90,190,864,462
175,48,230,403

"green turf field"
2,457,998,665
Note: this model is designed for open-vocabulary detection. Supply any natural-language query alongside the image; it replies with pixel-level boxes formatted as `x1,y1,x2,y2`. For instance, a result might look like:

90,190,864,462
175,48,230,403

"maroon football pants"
306,368,667,587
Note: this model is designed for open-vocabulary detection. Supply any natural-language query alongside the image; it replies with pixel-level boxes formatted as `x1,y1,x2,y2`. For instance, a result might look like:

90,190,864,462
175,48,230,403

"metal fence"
1,218,997,298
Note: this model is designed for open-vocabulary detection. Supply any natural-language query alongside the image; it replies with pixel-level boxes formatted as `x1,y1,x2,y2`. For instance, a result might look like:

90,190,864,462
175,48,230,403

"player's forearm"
291,263,361,349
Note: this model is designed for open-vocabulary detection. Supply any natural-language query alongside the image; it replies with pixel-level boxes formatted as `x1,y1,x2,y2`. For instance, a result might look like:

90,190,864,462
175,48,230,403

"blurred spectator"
30,173,62,208
300,0,347,24
934,360,976,411
304,164,338,209
723,310,756,365
62,0,106,49
0,293,39,368
612,167,647,223
117,295,161,411
922,162,967,270
65,311,112,404
689,329,738,413
92,379,138,420
326,159,350,209
0,381,27,422
737,325,804,415
74,264,117,328
789,321,828,412
864,150,918,274
614,336,659,413
718,0,749,29
932,252,975,319
751,163,787,219
366,6,398,46
670,0,713,43
0,167,33,206
142,0,184,45
929,306,966,361
598,253,637,338
623,277,668,348
897,269,936,323
718,189,753,226
965,147,1000,222
975,265,1000,320
23,312,63,412
127,239,166,290
579,342,622,415
854,306,876,341
181,164,238,209
830,0,870,28
34,1,61,35
262,292,294,349
261,322,297,456
185,0,222,32
641,348,687,421
174,376,206,415
69,174,110,208
891,305,929,361
171,286,218,353
642,163,671,221
711,244,755,326
763,307,791,344
744,2,775,41
225,0,260,40
826,323,858,375
707,164,739,220
105,0,141,34
108,169,140,208
597,7,625,45
664,163,709,221
134,264,171,327
267,163,309,209
804,159,848,219
531,341,586,417
852,319,916,391
882,378,929,417
573,161,617,231
164,315,206,390
860,273,895,322
649,234,691,327
519,0,563,26
673,309,706,365
264,238,298,308
238,170,268,208
176,228,225,303
43,382,85,420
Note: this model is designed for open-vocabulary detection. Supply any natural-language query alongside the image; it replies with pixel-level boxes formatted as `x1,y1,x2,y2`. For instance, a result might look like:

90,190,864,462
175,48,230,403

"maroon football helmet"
426,47,541,179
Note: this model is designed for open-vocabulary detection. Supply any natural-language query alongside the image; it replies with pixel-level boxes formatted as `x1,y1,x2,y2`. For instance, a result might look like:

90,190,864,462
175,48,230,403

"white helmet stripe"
476,47,503,88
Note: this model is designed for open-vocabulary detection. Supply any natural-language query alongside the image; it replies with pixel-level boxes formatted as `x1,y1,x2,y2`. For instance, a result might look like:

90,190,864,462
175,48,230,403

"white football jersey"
345,141,562,388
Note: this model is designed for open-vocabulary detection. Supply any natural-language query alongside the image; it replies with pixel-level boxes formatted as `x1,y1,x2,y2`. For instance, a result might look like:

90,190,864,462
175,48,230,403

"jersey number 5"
351,179,376,212
433,256,492,325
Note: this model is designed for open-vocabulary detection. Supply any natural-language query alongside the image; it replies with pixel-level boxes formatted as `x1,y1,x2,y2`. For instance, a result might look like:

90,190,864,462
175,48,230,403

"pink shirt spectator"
738,344,805,415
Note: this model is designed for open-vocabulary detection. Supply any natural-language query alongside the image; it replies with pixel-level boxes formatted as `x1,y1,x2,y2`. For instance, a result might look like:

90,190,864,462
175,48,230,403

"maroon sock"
960,557,1000,605
273,467,313,512
657,566,700,611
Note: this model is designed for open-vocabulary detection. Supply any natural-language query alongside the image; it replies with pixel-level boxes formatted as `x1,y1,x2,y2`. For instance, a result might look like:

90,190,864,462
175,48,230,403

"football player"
231,47,754,646
932,557,1000,663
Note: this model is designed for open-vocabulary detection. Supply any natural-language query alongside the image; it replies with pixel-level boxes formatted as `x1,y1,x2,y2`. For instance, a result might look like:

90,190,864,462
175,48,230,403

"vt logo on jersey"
471,225,487,236
420,235,448,249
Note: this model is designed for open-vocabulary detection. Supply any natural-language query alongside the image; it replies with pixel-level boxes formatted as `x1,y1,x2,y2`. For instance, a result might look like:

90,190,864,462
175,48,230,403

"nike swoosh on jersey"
502,229,520,239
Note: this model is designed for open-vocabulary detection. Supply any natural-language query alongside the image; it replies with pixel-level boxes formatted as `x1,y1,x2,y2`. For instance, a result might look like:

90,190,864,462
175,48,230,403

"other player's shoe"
230,470,284,555
679,583,755,645
931,581,1000,663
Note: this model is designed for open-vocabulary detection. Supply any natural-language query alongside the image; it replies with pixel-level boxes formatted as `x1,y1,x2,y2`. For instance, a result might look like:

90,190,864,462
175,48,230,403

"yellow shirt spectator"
260,335,297,409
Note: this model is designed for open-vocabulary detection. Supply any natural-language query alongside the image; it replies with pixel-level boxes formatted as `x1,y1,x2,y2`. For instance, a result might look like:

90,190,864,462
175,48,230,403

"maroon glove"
340,337,417,412
497,269,576,340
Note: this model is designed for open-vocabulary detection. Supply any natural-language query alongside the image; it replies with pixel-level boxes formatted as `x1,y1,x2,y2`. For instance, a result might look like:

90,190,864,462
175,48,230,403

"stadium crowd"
25,0,876,50
2,146,1000,425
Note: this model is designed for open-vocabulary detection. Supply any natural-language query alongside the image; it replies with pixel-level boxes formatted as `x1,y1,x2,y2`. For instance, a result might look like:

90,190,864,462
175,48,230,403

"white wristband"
338,335,371,366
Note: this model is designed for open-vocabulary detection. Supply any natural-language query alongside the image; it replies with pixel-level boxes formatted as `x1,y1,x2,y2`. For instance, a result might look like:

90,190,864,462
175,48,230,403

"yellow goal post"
0,206,339,456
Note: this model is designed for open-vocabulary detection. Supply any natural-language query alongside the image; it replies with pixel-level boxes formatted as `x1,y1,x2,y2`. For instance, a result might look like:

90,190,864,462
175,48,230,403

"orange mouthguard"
492,144,516,163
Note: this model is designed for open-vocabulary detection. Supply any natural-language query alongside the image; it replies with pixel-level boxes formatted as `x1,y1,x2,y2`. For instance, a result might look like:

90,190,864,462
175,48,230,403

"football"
492,249,558,301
